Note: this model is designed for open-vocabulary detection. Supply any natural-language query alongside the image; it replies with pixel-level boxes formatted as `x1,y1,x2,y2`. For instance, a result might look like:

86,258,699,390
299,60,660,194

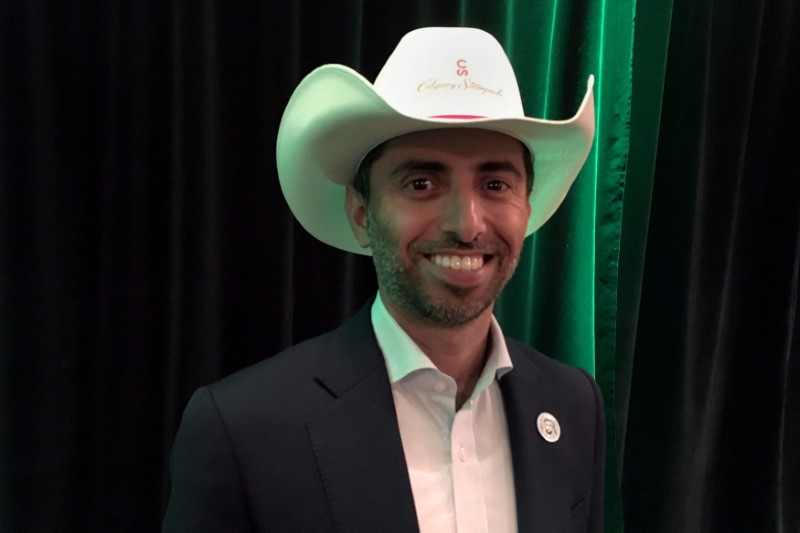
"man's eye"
408,178,432,191
485,180,509,191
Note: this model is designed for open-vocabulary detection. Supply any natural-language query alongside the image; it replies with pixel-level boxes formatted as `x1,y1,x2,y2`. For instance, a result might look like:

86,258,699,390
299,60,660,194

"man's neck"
381,295,494,410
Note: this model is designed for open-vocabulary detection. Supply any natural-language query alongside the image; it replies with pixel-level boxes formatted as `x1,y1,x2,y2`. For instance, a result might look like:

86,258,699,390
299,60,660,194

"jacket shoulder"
503,337,601,407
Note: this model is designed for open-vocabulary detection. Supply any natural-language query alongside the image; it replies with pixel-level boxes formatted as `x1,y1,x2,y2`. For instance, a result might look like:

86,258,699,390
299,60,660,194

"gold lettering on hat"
417,78,503,97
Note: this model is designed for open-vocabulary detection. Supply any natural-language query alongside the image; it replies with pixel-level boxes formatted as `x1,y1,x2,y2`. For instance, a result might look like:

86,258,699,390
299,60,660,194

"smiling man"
164,27,604,533
347,129,532,413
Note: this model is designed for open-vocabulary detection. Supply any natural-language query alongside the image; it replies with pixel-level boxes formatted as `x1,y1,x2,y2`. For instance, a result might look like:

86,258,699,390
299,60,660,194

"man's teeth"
431,254,484,271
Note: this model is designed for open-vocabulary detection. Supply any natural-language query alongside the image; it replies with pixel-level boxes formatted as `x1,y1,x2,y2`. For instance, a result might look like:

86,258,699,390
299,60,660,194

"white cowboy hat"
276,26,595,255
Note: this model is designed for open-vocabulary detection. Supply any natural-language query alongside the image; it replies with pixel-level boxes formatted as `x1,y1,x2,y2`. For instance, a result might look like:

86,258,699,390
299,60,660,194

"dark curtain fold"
615,0,673,470
623,1,800,531
1,0,798,531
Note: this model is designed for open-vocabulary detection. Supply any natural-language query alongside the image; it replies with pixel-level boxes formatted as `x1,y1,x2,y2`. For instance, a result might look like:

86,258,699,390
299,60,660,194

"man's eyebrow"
478,160,524,177
389,159,523,179
390,160,448,178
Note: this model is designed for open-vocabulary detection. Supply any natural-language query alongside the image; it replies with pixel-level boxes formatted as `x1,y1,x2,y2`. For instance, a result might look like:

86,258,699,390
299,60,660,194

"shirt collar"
370,293,514,388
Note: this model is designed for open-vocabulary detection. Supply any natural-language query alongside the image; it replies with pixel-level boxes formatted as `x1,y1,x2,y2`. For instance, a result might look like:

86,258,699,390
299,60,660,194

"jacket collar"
501,342,571,532
306,302,420,533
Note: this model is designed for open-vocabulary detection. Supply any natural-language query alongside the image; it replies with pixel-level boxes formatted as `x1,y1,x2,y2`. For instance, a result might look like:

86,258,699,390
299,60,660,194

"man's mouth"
428,254,490,271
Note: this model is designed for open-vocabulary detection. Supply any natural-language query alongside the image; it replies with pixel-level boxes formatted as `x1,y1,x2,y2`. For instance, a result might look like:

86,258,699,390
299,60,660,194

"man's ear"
344,184,370,248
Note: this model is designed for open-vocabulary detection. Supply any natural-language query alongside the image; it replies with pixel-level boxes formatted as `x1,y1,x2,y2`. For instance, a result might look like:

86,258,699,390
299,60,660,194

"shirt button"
458,446,468,462
433,381,447,393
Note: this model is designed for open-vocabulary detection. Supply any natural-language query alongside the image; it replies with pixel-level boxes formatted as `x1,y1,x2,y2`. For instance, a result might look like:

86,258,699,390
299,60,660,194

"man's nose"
439,188,487,243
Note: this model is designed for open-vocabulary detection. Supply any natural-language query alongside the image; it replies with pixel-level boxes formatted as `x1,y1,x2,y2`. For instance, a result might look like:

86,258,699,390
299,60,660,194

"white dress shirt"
371,294,518,533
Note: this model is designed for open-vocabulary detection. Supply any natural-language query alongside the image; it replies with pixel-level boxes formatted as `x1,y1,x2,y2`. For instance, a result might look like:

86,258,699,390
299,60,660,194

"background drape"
623,1,800,531
1,1,797,532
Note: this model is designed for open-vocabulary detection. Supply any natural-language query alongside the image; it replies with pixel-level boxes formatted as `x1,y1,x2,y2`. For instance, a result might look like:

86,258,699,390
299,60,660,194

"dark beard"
366,209,517,328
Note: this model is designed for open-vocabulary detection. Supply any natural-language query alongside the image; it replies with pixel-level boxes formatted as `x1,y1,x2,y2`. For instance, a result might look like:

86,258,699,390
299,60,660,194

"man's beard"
366,209,519,328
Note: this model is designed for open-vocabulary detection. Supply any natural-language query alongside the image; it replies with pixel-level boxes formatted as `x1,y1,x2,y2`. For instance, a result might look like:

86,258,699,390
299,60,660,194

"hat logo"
417,57,504,97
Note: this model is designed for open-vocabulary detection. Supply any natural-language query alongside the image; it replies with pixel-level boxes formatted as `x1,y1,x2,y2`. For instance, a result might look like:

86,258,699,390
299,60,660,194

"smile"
429,254,487,271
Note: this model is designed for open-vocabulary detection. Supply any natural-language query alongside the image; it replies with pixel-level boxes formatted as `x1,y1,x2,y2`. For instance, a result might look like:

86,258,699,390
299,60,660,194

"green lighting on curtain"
542,0,560,116
504,1,515,56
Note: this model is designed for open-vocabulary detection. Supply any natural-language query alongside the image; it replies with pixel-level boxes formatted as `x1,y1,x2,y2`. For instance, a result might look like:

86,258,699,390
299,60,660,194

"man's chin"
440,283,478,299
413,290,496,328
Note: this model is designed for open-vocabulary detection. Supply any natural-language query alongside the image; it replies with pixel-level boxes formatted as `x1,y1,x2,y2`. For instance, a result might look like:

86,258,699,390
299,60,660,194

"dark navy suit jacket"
163,303,605,532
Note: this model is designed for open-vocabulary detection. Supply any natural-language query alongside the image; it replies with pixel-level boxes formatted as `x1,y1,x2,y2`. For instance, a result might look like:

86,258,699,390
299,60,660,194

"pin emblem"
536,412,561,443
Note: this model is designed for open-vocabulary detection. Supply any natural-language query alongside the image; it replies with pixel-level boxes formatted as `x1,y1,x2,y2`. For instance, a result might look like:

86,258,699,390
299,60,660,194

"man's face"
346,128,532,328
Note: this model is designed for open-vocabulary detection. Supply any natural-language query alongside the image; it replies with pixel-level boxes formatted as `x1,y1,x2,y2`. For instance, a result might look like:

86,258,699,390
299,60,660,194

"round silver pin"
536,412,561,443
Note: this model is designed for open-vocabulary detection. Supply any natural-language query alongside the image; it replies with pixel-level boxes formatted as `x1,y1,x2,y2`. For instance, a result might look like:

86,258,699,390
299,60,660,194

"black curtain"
623,1,800,531
1,1,798,531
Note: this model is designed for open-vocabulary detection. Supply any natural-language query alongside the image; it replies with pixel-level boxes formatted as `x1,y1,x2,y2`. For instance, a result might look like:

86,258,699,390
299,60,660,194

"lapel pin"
536,412,561,443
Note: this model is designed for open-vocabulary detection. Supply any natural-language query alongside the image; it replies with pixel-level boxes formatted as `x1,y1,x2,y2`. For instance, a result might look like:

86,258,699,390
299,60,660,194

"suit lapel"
501,343,570,533
305,304,419,533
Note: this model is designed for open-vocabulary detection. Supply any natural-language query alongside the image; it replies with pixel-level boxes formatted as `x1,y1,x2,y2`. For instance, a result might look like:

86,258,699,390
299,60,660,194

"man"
163,27,604,532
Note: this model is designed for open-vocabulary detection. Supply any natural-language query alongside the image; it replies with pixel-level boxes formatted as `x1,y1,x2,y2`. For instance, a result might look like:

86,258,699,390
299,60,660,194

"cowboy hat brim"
276,65,595,256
